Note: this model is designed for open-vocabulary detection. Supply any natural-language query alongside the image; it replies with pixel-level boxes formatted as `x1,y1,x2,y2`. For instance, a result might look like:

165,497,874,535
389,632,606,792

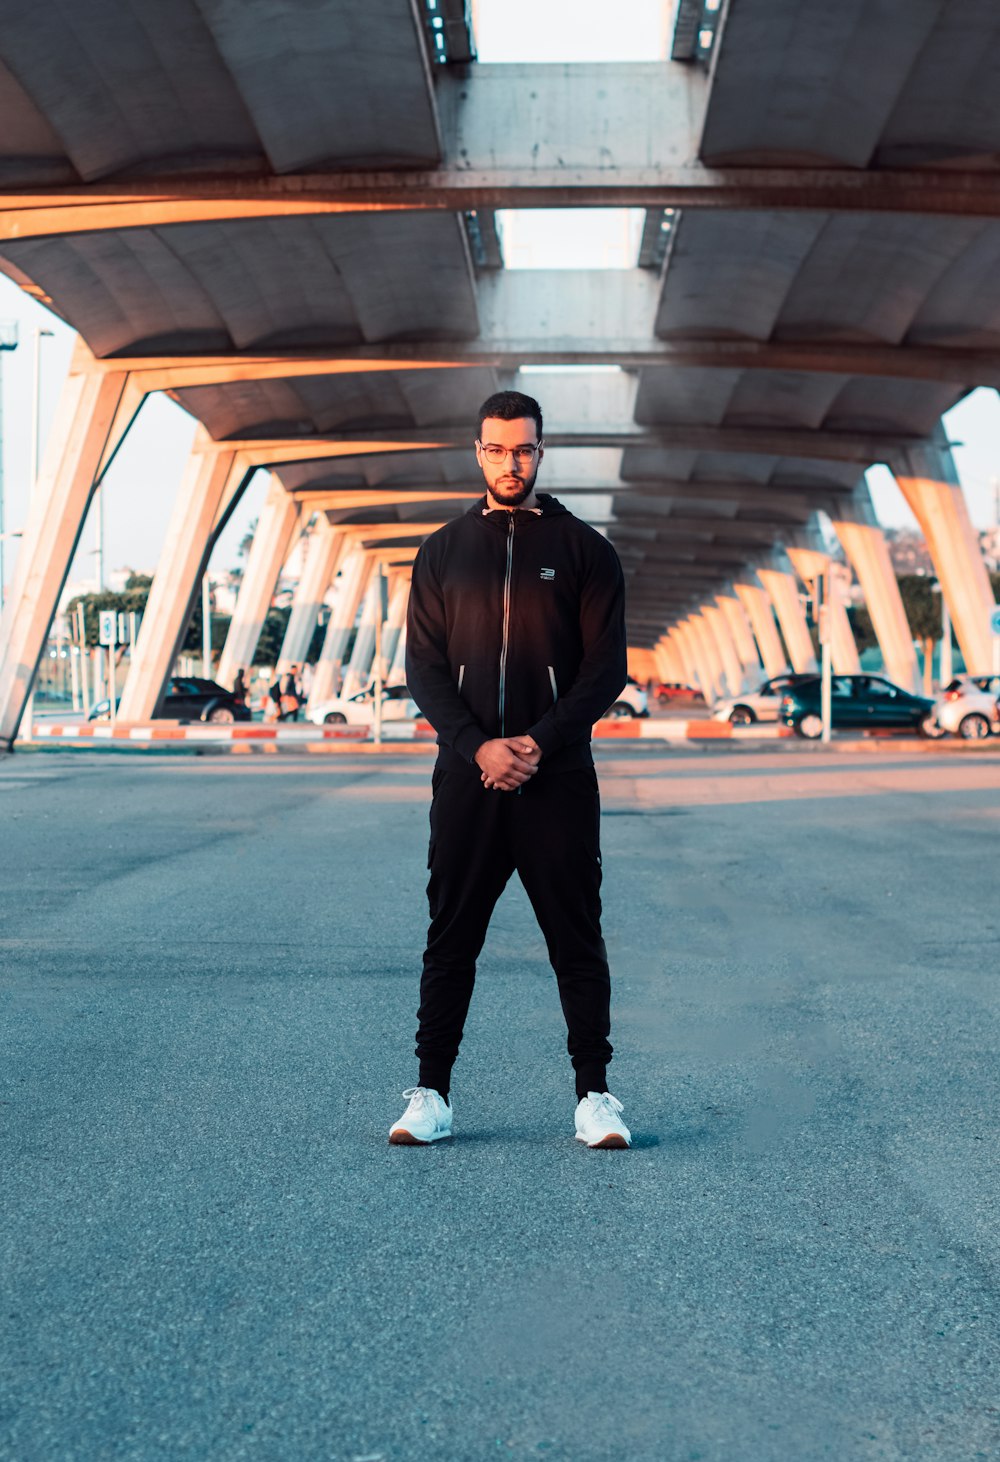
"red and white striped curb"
29,718,791,744
592,719,793,741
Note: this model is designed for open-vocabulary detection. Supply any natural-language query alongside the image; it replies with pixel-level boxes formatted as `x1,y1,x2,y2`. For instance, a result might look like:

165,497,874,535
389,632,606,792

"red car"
654,682,700,704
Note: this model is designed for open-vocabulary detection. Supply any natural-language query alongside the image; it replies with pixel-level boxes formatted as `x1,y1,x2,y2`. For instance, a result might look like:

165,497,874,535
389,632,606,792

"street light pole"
30,327,54,491
940,594,952,687
0,320,20,610
817,568,832,744
202,573,212,679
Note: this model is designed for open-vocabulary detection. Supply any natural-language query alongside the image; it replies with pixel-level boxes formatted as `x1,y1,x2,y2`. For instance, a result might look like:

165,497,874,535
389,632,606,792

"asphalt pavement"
2,745,999,1461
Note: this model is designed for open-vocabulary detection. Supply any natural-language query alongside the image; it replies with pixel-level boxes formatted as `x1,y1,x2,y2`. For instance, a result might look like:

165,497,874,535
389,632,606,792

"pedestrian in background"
232,666,248,707
278,664,302,721
391,390,632,1150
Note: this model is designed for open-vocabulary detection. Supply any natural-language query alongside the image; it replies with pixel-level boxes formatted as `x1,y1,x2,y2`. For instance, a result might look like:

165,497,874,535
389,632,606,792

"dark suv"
88,677,252,723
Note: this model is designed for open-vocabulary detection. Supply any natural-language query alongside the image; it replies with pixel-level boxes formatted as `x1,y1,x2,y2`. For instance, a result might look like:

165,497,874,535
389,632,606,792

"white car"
934,676,1000,740
308,682,420,726
711,673,814,725
602,676,649,719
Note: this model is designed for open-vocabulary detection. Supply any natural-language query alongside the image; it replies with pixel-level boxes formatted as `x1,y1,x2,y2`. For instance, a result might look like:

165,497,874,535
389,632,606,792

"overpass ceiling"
1,0,998,646
655,212,1000,348
172,367,501,441
701,0,1000,170
0,0,440,182
3,214,480,355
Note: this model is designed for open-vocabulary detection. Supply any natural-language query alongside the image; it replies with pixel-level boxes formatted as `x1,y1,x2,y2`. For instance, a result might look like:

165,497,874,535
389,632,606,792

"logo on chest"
540,567,555,581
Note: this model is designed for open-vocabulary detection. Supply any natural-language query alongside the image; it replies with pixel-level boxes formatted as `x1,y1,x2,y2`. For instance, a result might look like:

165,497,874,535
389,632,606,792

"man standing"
390,390,632,1149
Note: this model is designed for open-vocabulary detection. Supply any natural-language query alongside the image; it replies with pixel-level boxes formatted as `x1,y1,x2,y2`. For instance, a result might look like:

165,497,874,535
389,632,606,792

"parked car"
308,682,420,726
88,677,252,723
779,675,940,739
712,673,818,725
602,676,649,719
654,682,701,704
934,675,1000,740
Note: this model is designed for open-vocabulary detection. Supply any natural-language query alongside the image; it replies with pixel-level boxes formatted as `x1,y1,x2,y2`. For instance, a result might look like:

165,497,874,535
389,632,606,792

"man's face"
475,416,544,508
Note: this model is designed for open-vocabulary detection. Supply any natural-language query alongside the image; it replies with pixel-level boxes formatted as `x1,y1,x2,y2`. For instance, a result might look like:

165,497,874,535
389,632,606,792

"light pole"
0,320,20,610
30,327,54,490
202,572,212,679
930,581,952,688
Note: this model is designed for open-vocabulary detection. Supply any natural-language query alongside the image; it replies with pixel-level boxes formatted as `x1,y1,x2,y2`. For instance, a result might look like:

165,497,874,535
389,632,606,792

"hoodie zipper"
498,515,515,734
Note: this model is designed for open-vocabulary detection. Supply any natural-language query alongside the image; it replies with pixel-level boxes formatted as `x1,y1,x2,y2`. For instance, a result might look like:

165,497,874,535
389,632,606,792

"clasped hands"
475,735,542,791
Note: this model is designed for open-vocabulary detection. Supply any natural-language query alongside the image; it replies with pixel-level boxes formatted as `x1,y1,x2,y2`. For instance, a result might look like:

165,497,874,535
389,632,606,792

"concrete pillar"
307,548,373,709
671,623,701,692
716,591,761,684
702,603,745,696
277,519,346,672
217,478,303,689
0,352,134,748
381,574,410,675
653,637,683,684
894,440,997,674
757,561,818,674
686,614,723,704
831,492,919,692
388,613,409,685
733,578,789,679
118,437,251,720
663,632,689,684
341,574,383,698
786,545,861,676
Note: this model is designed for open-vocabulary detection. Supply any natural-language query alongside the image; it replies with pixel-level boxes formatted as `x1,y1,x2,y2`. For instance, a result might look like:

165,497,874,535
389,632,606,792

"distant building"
980,525,1000,572
884,528,934,576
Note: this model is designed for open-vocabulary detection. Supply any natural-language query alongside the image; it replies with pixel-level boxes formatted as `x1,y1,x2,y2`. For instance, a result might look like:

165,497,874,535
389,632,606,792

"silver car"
934,676,1000,739
711,673,814,725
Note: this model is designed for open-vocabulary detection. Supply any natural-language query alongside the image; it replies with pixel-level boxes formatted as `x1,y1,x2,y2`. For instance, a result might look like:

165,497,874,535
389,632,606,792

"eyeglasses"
477,441,541,466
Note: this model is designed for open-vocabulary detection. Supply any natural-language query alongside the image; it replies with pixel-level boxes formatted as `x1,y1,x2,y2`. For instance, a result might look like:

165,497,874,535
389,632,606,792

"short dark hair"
477,390,543,442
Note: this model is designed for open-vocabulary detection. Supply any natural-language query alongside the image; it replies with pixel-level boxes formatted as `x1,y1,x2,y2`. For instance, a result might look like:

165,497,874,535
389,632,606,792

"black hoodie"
405,493,627,774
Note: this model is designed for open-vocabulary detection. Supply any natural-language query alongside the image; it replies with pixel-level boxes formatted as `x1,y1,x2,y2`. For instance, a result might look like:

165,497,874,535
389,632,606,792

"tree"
847,603,878,655
896,575,943,643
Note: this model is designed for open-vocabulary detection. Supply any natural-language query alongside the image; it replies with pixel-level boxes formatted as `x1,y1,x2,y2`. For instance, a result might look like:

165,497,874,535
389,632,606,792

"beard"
486,464,539,507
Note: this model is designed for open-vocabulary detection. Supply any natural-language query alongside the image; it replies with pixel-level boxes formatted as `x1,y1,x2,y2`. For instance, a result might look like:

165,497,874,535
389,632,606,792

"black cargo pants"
415,761,613,1099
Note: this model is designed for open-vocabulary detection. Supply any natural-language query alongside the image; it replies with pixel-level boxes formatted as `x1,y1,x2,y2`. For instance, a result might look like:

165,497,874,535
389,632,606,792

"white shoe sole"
388,1126,452,1145
575,1131,630,1149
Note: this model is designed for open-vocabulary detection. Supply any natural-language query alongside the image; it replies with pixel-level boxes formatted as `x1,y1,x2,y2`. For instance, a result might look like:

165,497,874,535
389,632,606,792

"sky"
1,0,998,600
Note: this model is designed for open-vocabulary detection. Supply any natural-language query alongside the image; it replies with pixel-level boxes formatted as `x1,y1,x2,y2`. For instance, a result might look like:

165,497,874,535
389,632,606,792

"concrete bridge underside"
1,0,998,743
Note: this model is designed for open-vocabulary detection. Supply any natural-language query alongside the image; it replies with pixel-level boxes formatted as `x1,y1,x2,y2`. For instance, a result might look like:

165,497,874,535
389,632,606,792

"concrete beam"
209,426,915,466
6,59,1000,229
308,549,373,708
733,578,790,679
894,442,998,676
291,477,834,511
0,350,133,748
293,490,473,512
832,491,919,693
216,478,304,690
757,563,819,675
118,439,253,720
786,545,861,676
86,334,1000,389
702,603,746,696
277,522,347,673
716,592,762,682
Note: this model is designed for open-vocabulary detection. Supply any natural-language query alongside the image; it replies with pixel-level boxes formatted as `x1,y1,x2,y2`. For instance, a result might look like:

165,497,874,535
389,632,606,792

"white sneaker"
575,1091,631,1149
389,1087,453,1145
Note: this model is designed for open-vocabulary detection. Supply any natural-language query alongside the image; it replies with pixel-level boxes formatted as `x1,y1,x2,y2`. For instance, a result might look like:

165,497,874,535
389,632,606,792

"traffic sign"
98,610,117,647
990,606,1000,637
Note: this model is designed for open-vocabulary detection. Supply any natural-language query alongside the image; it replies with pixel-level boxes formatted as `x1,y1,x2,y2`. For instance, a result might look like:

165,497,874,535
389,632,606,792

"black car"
779,674,939,739
88,677,252,723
